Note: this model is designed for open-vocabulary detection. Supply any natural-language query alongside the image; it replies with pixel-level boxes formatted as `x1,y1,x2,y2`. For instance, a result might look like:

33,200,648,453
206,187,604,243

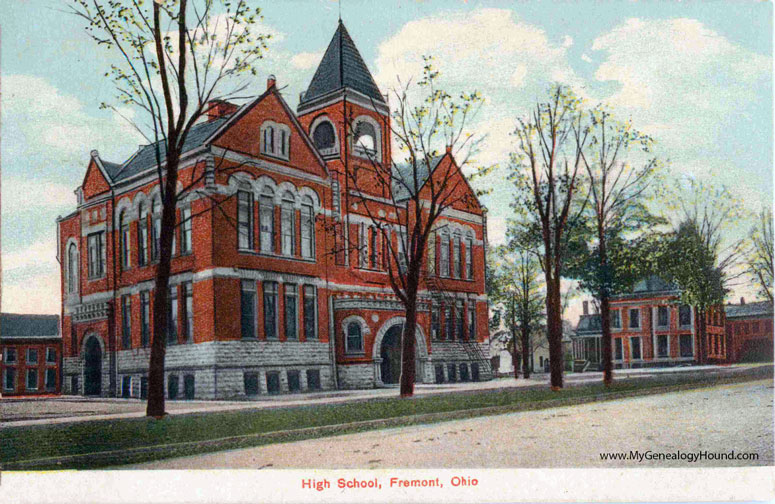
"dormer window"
260,121,291,160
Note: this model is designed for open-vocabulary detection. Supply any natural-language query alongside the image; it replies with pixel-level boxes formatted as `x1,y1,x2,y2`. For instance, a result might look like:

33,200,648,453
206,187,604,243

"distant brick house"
56,21,491,399
725,299,773,362
1,314,62,396
571,276,726,369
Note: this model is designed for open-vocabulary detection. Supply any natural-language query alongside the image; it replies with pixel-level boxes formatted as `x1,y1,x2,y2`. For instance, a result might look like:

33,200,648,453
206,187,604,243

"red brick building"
725,299,773,362
57,21,490,399
571,276,726,368
1,314,62,396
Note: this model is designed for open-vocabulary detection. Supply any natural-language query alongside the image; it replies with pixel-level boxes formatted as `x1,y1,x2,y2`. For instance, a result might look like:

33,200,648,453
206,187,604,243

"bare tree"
748,208,773,303
343,57,489,397
69,0,270,416
576,106,662,386
510,85,589,390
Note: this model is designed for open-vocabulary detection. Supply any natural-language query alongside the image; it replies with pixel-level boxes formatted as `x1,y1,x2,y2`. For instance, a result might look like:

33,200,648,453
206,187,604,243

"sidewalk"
0,364,756,428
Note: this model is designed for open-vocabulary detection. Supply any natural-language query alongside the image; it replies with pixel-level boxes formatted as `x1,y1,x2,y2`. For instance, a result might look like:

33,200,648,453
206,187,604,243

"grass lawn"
1,365,771,470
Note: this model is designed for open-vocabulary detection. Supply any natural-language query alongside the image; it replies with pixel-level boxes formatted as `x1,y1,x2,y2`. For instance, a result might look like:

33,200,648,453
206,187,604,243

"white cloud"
290,51,323,70
591,18,770,151
3,239,61,314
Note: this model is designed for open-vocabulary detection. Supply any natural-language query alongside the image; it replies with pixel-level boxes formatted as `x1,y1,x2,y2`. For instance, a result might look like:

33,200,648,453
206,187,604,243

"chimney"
583,301,589,315
267,74,276,90
206,100,238,122
741,297,746,305
446,145,452,154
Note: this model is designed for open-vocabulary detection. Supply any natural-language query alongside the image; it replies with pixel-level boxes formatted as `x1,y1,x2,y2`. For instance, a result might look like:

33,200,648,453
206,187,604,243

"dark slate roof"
392,156,444,201
300,21,385,106
575,314,602,335
1,313,60,340
725,301,773,319
106,117,228,183
632,275,677,293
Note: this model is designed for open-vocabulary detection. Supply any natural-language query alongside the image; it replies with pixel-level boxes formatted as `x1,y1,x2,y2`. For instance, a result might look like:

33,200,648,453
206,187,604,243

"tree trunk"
510,328,520,379
146,159,180,417
545,276,564,389
696,307,707,365
520,323,531,379
400,295,418,397
600,295,613,386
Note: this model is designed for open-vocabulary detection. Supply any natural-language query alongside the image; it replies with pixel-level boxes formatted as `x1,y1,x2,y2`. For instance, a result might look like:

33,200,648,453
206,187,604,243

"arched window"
67,243,78,293
439,230,450,277
313,121,336,151
452,231,461,278
300,195,315,259
281,191,296,256
137,203,148,266
346,322,363,353
262,126,275,155
119,210,131,269
465,231,474,279
259,187,275,253
151,197,162,261
354,121,376,152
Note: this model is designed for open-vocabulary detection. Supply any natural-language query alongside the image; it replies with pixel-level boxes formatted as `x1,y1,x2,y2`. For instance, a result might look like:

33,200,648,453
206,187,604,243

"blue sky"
1,0,772,315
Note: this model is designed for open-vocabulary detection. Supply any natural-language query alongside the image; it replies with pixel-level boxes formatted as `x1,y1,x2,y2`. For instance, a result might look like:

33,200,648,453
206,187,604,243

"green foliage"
487,244,545,339
747,208,774,302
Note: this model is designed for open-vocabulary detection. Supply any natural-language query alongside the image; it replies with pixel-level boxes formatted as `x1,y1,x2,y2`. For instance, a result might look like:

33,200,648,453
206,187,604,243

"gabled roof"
725,301,773,319
1,313,60,340
300,21,385,107
392,155,444,202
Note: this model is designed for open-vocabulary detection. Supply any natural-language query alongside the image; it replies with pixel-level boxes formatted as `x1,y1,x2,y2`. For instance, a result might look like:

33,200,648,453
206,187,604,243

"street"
126,379,774,469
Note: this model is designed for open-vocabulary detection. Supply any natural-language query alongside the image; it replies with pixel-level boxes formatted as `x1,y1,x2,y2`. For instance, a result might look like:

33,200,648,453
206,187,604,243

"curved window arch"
261,122,291,160
465,231,474,280
300,195,315,259
312,121,336,151
119,209,131,269
452,230,462,279
439,229,450,277
346,321,363,353
281,191,296,256
151,197,162,261
67,243,78,293
352,117,381,161
263,125,275,154
259,186,276,253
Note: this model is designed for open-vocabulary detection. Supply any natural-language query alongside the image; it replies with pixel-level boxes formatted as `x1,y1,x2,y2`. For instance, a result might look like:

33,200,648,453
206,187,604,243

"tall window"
431,301,440,340
237,190,253,250
657,334,669,358
628,308,640,329
121,294,132,349
369,226,378,268
439,231,450,277
279,129,289,158
614,338,623,360
657,306,669,328
679,305,692,327
181,206,192,254
120,210,131,269
168,286,178,344
453,232,461,278
631,337,642,360
87,232,105,278
346,322,363,353
141,290,151,347
262,125,275,154
259,187,275,253
240,280,256,339
680,334,693,357
183,282,193,342
465,233,474,279
137,204,148,266
263,282,278,339
281,192,295,256
303,285,317,340
611,309,621,330
445,305,454,340
312,121,336,152
300,196,315,259
468,303,476,340
27,348,38,364
397,230,408,273
4,367,15,391
284,284,298,340
67,243,78,293
151,198,162,261
427,233,436,275
456,300,465,338
353,120,377,157
27,369,38,391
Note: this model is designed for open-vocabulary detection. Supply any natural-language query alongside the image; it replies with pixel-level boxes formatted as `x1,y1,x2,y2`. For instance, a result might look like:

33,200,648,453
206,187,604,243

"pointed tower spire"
298,21,386,113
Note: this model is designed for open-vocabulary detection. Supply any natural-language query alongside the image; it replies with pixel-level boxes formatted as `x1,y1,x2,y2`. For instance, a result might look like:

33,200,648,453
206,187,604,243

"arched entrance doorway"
380,324,403,384
84,336,102,396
